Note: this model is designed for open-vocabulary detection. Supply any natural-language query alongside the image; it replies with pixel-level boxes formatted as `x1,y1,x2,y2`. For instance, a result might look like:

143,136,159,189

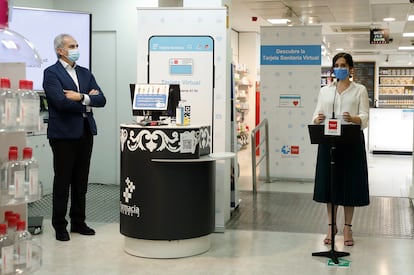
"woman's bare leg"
324,203,338,244
344,206,355,246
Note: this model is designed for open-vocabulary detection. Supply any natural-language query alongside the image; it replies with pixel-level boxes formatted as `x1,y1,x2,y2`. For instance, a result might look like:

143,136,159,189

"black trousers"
49,120,93,231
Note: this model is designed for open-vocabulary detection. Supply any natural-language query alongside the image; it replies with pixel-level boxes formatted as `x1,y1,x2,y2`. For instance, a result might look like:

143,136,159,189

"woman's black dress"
313,131,370,206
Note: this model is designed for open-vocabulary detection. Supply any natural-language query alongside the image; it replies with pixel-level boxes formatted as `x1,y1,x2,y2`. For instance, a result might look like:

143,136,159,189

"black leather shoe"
56,230,70,241
70,225,95,235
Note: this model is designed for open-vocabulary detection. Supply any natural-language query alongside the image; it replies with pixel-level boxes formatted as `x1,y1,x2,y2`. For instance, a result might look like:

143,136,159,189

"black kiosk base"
120,124,214,258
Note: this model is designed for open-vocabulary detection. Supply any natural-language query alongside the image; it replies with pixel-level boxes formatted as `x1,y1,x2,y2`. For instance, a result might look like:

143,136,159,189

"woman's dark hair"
332,52,354,69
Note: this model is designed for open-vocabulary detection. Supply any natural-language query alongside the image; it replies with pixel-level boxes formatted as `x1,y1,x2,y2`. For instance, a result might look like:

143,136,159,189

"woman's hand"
342,112,352,123
315,112,326,124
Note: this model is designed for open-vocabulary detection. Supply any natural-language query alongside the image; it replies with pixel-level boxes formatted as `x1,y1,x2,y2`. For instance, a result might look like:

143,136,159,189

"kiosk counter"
119,124,215,258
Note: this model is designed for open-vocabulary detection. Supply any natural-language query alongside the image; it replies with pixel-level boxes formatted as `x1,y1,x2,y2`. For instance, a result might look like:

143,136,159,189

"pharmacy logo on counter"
120,177,140,218
123,177,135,203
280,145,300,158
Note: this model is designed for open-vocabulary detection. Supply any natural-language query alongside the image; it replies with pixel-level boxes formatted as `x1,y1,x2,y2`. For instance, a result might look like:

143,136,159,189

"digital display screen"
132,84,169,111
370,28,389,44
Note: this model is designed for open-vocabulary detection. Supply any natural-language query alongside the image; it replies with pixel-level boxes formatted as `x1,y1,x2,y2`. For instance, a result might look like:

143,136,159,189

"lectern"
308,124,362,264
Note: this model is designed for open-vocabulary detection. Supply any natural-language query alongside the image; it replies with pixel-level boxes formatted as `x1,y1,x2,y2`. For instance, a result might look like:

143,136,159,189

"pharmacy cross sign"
123,177,136,203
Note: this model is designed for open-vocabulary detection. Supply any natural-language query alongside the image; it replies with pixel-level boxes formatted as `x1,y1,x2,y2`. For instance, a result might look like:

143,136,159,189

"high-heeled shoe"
344,224,354,246
323,224,338,245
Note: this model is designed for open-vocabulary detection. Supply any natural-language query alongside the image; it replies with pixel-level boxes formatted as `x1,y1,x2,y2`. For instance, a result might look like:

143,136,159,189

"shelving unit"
0,23,44,272
0,132,42,274
378,67,414,109
233,64,251,150
321,67,333,87
369,66,413,154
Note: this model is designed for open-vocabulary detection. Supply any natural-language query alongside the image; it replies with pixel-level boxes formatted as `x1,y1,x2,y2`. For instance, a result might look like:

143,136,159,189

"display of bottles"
0,146,42,205
13,220,32,272
0,154,8,203
17,80,40,132
0,147,25,204
0,78,18,131
3,211,20,240
6,217,17,241
0,216,38,274
1,211,13,225
22,147,40,202
0,223,14,274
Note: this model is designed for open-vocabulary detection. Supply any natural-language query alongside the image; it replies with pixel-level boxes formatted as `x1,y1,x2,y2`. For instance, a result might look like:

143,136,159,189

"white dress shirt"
59,59,91,111
312,81,369,129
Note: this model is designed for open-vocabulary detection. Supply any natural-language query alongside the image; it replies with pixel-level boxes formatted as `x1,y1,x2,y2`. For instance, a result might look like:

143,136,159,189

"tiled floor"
32,147,414,275
237,146,413,198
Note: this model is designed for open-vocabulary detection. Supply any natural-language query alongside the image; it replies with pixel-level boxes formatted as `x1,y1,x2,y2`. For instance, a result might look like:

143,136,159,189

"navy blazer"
42,61,106,139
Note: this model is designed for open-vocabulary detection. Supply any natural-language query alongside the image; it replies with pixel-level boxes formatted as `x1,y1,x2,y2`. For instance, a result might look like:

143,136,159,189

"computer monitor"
129,84,142,117
129,83,181,122
131,83,169,121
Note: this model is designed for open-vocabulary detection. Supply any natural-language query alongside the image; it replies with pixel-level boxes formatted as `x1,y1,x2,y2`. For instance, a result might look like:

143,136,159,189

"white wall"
14,0,142,186
230,29,238,62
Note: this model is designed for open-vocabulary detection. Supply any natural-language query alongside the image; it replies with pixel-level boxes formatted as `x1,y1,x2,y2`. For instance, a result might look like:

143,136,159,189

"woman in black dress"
312,52,370,246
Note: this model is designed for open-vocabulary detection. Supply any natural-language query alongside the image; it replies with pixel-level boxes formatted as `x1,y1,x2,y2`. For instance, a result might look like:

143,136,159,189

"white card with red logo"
324,118,341,136
279,94,301,107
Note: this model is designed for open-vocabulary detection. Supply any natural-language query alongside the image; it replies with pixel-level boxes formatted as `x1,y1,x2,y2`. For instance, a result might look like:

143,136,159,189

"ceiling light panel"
398,46,414,50
402,21,414,33
371,3,412,21
328,0,371,22
267,18,291,25
370,0,408,4
283,0,329,8
293,6,335,23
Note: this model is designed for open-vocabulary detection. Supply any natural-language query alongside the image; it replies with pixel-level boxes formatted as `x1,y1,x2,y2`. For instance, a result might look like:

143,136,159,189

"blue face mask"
333,68,349,80
67,49,80,62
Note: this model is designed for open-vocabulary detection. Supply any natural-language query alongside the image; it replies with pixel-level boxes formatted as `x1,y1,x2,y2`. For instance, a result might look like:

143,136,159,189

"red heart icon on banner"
293,101,299,106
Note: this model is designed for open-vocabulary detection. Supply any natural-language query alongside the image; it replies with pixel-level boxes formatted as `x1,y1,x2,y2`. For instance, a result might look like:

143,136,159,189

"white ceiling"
230,0,414,57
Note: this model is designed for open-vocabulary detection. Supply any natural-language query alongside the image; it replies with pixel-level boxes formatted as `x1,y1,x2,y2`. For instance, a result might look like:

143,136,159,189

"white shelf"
378,67,414,108
233,65,250,143
0,131,43,274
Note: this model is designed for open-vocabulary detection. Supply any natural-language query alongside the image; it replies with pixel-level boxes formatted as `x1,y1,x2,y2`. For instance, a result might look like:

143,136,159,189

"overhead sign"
370,28,389,44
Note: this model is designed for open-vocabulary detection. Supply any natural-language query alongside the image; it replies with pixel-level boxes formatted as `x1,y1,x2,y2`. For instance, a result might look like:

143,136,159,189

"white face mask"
67,49,80,62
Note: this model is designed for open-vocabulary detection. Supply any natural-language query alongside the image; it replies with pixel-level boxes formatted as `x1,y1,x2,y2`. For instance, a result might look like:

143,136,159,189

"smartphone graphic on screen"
169,58,194,75
147,35,214,128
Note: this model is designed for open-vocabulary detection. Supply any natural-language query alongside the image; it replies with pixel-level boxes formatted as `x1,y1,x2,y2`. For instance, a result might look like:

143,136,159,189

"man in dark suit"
43,34,106,241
